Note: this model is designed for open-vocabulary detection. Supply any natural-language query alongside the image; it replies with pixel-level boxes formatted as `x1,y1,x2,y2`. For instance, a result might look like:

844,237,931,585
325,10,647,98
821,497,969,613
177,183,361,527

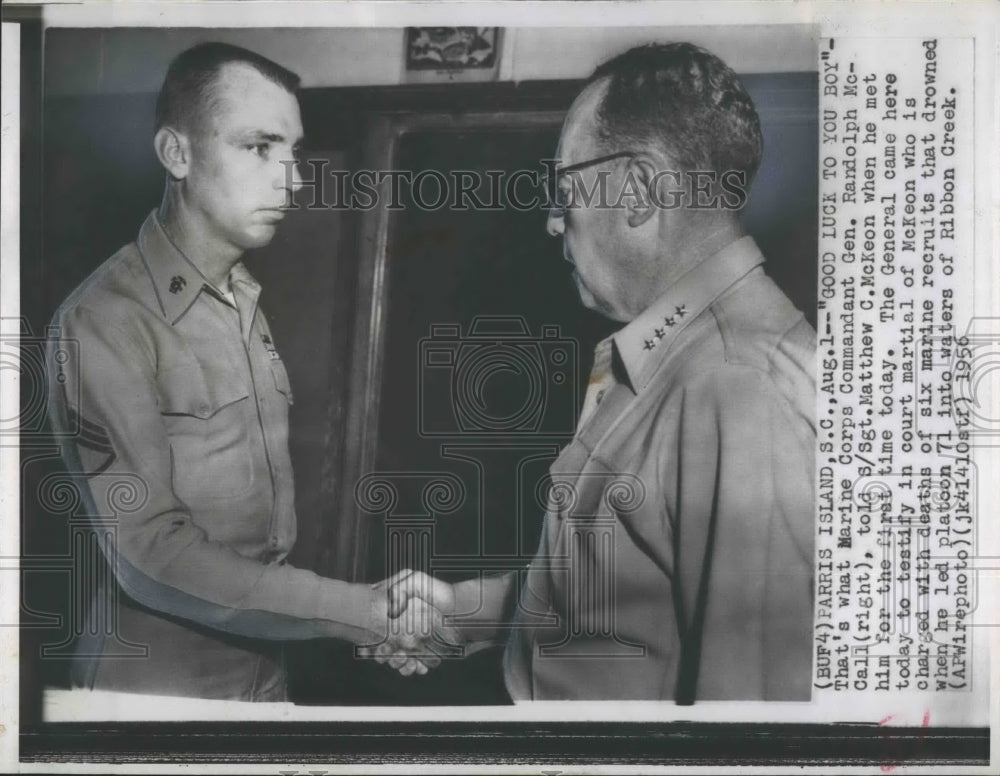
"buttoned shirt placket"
229,275,282,556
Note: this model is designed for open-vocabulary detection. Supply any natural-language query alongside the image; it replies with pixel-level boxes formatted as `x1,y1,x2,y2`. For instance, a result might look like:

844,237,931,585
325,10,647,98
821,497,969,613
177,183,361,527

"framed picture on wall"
404,27,502,83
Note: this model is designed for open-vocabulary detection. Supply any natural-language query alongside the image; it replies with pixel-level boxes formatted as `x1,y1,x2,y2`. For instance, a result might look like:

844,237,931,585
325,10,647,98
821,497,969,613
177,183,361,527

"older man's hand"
362,569,462,676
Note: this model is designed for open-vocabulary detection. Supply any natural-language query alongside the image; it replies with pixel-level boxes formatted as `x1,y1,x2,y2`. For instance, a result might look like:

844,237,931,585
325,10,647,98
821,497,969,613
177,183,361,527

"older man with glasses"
386,42,817,703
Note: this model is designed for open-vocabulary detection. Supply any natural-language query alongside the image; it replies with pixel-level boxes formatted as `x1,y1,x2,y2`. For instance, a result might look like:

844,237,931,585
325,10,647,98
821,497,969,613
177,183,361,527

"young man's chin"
242,223,279,249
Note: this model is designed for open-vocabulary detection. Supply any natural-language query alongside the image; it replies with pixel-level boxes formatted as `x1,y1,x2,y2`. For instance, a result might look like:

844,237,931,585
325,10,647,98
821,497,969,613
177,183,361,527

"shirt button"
270,536,278,547
596,389,606,404
198,403,210,415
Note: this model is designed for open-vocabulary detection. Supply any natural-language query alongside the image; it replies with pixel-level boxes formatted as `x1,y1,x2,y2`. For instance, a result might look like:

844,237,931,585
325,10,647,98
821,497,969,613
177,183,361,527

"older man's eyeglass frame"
543,151,636,216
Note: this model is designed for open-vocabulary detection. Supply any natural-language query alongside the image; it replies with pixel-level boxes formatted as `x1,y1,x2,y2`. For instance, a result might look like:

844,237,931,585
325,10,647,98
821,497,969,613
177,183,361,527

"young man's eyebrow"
229,129,302,145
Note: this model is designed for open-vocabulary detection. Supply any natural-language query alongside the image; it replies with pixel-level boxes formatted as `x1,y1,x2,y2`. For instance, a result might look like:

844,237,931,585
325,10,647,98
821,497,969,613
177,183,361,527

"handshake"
363,569,463,677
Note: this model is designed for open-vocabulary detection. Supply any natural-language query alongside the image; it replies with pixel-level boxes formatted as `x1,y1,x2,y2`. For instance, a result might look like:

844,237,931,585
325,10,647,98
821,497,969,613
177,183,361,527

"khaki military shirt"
458,237,817,701
47,212,376,699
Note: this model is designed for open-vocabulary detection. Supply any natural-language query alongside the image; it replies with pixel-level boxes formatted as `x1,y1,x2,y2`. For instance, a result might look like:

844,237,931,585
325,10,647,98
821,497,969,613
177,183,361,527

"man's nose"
546,209,565,237
289,161,304,193
277,158,303,194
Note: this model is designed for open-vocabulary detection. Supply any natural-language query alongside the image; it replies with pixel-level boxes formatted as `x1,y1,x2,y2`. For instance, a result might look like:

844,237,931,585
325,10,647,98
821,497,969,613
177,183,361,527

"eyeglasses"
543,151,635,215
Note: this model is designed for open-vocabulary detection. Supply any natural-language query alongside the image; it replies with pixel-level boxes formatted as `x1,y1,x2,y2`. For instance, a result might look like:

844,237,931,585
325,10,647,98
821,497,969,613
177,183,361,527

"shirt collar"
137,210,261,325
612,235,765,393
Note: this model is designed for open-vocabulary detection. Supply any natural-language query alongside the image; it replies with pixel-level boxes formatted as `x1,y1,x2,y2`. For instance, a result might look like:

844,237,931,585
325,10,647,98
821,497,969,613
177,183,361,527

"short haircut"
155,42,301,136
587,42,763,183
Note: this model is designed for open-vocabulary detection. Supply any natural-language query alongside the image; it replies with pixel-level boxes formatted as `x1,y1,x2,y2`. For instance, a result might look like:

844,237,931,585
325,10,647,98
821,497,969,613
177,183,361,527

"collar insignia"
261,333,281,360
640,300,689,357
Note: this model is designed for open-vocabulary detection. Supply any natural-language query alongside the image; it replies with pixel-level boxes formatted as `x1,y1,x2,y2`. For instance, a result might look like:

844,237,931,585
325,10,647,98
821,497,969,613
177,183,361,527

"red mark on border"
878,709,930,772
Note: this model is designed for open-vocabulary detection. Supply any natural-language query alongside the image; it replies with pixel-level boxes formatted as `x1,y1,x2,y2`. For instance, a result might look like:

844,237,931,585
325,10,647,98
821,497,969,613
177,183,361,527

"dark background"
22,69,818,711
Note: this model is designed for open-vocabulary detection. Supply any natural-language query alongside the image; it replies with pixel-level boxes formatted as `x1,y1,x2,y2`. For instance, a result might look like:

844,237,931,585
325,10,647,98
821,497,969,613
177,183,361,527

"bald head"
586,42,762,183
546,45,752,322
556,78,609,167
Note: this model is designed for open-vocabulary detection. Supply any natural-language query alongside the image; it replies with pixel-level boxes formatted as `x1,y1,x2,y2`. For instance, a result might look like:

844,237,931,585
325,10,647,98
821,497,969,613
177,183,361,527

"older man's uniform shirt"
491,236,816,701
47,212,377,700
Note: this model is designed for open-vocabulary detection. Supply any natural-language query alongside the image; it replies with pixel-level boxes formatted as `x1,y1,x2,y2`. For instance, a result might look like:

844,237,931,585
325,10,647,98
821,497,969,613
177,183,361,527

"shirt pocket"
157,359,254,501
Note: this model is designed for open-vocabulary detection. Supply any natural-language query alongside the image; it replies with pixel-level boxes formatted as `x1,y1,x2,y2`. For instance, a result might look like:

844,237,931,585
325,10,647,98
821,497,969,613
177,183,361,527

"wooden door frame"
333,108,568,581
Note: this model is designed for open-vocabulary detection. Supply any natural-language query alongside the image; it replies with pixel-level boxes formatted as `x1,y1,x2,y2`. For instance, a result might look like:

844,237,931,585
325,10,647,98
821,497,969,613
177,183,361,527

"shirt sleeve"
451,572,519,652
669,362,814,701
46,305,382,646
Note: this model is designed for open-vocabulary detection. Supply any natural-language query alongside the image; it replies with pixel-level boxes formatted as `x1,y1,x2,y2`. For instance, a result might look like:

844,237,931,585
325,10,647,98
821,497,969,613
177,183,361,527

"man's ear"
622,156,657,228
154,126,191,180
